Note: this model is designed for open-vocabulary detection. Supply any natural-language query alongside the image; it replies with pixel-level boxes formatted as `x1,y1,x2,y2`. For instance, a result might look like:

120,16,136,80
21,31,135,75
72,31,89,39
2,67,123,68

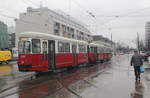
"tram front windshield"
18,41,31,54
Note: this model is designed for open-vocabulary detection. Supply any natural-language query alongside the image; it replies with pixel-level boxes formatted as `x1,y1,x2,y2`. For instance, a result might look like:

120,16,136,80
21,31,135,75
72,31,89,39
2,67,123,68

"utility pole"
111,33,112,47
40,1,43,8
108,28,112,47
137,32,140,53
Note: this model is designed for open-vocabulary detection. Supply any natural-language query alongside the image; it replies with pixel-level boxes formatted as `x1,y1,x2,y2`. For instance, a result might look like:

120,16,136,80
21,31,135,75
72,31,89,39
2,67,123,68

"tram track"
0,73,35,97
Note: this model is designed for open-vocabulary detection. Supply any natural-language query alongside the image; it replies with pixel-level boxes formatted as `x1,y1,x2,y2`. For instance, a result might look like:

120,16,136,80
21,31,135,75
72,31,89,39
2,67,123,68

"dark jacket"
130,54,143,66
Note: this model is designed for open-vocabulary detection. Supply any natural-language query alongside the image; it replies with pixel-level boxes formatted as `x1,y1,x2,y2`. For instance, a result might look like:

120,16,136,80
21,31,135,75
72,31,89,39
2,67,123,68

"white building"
15,7,92,46
145,22,150,50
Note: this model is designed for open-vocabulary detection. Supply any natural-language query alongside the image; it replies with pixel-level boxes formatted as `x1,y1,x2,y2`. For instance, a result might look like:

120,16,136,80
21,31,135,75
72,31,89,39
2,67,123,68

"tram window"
102,48,104,52
18,41,30,53
79,45,86,53
18,41,24,53
99,48,102,53
65,43,70,53
24,41,30,53
90,47,94,53
97,48,100,53
42,41,47,53
94,47,97,53
32,39,41,53
72,44,77,53
99,47,102,53
58,42,64,53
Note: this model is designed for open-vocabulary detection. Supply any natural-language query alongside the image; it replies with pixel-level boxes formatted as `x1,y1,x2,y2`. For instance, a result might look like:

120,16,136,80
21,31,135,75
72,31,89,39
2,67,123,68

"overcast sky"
1,0,150,47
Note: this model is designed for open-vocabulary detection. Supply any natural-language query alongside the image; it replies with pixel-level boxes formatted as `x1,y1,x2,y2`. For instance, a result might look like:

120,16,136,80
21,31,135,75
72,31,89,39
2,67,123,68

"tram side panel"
55,53,74,68
18,54,49,72
19,54,50,72
51,41,88,68
98,53,104,61
88,53,95,63
77,53,87,64
55,41,74,68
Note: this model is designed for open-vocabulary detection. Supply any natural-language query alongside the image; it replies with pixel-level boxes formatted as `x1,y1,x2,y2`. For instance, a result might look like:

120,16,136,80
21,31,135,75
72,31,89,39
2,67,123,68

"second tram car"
18,32,113,72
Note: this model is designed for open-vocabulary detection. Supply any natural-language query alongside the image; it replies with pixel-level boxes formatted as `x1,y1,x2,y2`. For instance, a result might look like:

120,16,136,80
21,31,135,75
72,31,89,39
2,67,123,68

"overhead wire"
99,6,150,26
0,13,17,19
2,0,150,30
71,0,96,19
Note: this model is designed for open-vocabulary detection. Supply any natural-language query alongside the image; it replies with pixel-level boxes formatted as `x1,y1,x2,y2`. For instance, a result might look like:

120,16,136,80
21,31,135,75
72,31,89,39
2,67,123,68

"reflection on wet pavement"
1,55,150,98
47,88,78,98
131,82,145,98
0,62,35,95
0,64,12,77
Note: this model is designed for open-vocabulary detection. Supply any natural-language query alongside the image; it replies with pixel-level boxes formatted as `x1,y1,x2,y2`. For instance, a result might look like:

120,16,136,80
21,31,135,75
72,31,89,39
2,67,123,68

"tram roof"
89,43,105,47
18,32,88,44
89,43,113,50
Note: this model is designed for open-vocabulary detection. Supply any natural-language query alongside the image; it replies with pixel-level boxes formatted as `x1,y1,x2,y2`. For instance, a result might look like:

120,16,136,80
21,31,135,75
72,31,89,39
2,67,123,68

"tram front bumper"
18,65,32,72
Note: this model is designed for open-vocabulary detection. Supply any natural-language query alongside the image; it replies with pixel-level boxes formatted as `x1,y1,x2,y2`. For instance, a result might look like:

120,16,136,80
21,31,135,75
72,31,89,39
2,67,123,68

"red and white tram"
88,43,113,63
17,32,113,72
18,32,88,72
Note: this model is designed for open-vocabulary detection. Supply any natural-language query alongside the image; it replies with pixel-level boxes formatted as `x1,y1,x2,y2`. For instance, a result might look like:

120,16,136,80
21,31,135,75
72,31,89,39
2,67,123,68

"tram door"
94,47,98,61
48,40,55,69
72,44,77,65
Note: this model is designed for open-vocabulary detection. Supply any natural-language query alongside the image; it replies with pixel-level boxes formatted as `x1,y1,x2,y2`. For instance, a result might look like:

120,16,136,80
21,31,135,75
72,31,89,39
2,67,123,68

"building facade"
16,7,92,46
8,26,15,49
8,33,15,48
0,21,8,50
145,22,150,50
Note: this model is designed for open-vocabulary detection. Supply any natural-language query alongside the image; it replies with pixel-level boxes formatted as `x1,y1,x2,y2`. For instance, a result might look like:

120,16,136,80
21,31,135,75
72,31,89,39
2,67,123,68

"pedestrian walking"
130,50,143,82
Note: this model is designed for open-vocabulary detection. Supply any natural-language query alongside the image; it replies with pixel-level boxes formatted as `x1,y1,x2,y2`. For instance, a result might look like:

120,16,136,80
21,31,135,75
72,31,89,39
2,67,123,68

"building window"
54,22,60,35
67,27,70,33
62,25,66,33
45,24,47,26
62,25,67,37
70,28,75,38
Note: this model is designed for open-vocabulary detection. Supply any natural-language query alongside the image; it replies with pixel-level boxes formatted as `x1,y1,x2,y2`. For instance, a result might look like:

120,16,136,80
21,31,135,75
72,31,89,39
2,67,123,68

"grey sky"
1,0,150,48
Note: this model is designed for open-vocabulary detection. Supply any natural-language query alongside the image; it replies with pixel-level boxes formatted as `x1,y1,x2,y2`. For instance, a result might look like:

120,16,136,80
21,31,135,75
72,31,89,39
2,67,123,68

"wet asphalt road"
0,54,150,98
